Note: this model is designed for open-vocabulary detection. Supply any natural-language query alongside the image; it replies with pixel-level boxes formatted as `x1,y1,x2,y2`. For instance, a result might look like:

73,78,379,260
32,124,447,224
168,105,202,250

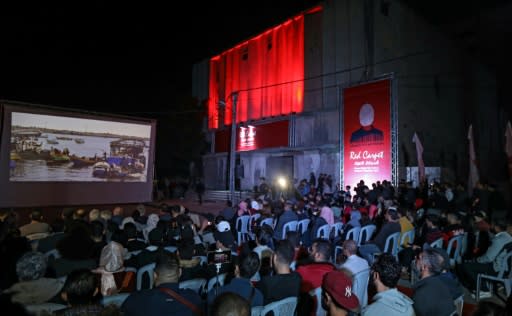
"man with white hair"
350,103,384,144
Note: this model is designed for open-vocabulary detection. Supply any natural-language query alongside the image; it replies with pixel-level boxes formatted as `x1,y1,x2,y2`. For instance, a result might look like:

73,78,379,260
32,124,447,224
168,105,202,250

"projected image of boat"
92,137,146,179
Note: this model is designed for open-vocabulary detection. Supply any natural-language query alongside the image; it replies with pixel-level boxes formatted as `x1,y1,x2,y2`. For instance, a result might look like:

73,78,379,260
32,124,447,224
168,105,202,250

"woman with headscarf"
142,214,159,243
92,241,134,296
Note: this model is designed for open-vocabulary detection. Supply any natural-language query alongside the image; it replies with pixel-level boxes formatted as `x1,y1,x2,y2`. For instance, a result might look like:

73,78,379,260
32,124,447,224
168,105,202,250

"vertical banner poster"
343,79,391,187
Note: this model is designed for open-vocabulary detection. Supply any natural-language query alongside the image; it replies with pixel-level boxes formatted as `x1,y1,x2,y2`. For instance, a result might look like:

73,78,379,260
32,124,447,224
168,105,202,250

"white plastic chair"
206,273,227,293
352,267,371,308
236,215,252,245
297,218,310,235
260,217,274,229
345,226,361,244
453,294,464,316
101,293,130,307
179,278,207,294
476,251,512,301
193,256,207,266
430,237,444,248
358,225,376,246
44,248,61,261
383,232,401,258
334,245,344,266
281,220,298,240
399,229,415,250
331,222,344,238
459,232,468,263
309,287,326,316
260,296,298,316
446,234,464,268
164,246,177,253
251,306,263,316
136,262,156,290
316,224,331,240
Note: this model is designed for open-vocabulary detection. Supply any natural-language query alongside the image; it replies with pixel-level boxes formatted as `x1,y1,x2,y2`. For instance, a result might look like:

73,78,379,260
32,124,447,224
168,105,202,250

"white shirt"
341,254,370,275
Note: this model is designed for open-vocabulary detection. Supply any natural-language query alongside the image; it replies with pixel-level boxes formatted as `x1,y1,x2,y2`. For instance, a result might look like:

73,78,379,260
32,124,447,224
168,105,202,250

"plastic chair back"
309,287,326,316
383,232,401,257
446,234,464,267
358,225,376,246
430,237,443,248
207,273,227,293
136,263,156,290
316,224,331,240
345,227,361,243
331,222,344,238
260,217,274,228
400,229,415,248
281,220,298,239
297,219,311,235
179,278,207,294
260,296,298,316
352,268,370,308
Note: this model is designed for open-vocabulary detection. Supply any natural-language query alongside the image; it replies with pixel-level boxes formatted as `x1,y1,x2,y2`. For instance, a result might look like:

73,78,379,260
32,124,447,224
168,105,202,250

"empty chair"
345,226,361,244
446,234,464,268
430,237,444,248
281,220,298,240
331,222,344,238
316,224,331,240
358,225,376,246
260,296,298,316
101,293,130,307
179,278,207,294
352,267,371,308
309,287,326,316
136,263,156,290
236,215,251,245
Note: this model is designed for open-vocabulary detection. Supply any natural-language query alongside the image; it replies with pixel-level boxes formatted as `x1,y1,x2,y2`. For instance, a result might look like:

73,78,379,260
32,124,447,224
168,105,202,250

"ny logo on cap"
345,286,352,297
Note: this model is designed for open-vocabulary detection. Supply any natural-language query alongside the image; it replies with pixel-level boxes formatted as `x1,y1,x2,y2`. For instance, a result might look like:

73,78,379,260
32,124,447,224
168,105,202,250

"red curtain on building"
208,14,304,129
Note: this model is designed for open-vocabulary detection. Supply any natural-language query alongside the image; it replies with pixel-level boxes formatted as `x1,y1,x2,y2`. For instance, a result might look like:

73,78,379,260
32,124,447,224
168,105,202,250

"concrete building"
192,0,506,192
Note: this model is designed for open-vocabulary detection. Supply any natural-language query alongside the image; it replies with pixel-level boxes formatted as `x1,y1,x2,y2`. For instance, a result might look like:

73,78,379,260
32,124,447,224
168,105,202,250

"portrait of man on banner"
349,103,384,145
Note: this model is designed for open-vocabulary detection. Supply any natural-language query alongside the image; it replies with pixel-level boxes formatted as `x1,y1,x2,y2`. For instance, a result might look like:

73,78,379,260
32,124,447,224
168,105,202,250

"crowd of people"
0,176,511,316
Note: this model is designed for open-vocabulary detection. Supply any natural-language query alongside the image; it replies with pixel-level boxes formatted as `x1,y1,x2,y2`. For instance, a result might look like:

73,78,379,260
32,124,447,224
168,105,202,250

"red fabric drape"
208,14,304,129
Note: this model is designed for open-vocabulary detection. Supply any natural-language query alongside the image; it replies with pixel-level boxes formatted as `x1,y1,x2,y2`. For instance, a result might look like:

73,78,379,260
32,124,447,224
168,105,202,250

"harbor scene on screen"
9,112,151,182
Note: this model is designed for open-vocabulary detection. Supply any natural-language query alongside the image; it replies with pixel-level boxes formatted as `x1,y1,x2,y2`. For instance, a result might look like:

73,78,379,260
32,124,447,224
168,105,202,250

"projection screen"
0,101,157,207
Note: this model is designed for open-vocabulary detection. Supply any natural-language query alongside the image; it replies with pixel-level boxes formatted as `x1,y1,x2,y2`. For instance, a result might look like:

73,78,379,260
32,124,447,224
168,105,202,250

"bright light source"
277,177,287,189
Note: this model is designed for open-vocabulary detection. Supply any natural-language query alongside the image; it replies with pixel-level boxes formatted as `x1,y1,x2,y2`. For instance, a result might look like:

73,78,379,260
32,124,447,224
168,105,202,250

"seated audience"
56,269,104,316
4,251,64,305
339,239,369,275
412,249,456,316
362,253,414,316
257,239,301,305
207,251,263,307
92,241,135,296
321,271,360,316
359,208,401,265
19,210,51,237
211,292,250,316
122,252,203,316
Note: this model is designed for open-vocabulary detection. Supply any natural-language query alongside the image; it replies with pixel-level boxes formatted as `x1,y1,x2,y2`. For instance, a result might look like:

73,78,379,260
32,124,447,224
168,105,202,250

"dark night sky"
0,1,321,115
1,1,510,175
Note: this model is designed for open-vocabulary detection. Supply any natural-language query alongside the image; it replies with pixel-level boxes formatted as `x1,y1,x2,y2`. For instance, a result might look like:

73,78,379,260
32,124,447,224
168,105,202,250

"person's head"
73,208,87,220
90,220,105,239
112,206,123,217
342,239,358,257
430,247,451,272
425,214,440,228
309,239,332,262
446,212,461,225
385,207,399,222
211,292,250,316
322,271,359,315
16,251,47,282
491,218,507,234
99,241,124,272
256,225,272,247
416,249,443,278
88,209,100,222
236,252,260,279
29,210,43,222
123,222,138,239
273,239,295,267
154,252,181,285
371,253,401,291
61,269,100,306
100,209,112,222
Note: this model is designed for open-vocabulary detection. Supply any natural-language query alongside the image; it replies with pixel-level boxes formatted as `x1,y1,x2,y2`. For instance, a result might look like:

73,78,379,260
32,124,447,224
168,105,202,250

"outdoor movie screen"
10,112,151,182
0,102,157,208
